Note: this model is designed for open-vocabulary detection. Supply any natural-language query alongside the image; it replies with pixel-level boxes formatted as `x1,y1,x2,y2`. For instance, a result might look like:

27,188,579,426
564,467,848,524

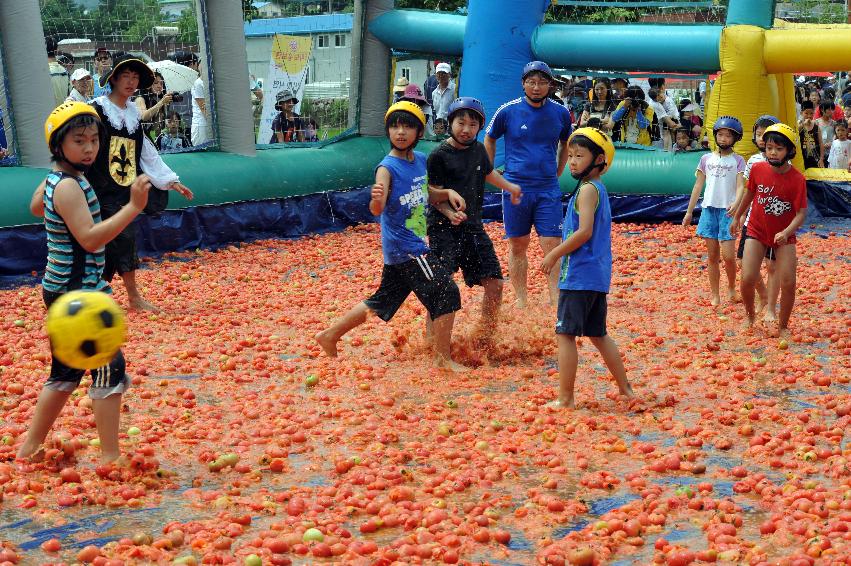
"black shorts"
364,253,461,322
43,290,129,399
740,232,776,261
427,223,503,287
102,223,139,281
555,290,608,337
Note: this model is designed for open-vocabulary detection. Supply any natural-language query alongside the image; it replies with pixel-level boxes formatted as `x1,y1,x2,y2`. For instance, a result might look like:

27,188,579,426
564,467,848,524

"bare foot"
314,330,338,358
742,318,755,334
546,399,575,410
727,289,739,303
777,327,791,340
763,309,777,324
129,297,161,313
100,451,124,465
755,295,766,315
16,443,45,462
710,294,721,307
619,384,636,400
434,357,469,373
514,296,528,309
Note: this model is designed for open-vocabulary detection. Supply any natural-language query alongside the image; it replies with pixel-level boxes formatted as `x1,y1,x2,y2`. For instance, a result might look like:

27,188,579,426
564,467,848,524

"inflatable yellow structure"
704,20,851,181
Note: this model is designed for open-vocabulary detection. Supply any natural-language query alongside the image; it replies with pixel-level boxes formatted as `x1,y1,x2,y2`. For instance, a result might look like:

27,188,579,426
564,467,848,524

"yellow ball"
46,290,126,370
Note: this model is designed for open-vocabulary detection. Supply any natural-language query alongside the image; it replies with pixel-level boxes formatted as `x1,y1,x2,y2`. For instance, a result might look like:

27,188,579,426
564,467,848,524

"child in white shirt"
682,116,746,306
827,121,851,171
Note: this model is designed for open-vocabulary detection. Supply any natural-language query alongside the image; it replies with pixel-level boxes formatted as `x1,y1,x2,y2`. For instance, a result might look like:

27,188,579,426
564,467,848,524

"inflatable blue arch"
0,0,848,277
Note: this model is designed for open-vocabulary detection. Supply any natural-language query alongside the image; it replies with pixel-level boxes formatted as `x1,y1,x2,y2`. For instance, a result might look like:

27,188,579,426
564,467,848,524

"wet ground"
0,221,848,564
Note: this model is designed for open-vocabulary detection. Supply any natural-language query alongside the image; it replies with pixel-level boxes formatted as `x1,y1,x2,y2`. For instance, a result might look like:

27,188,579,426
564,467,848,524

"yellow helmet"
762,123,797,147
385,101,426,128
568,127,616,174
45,101,100,147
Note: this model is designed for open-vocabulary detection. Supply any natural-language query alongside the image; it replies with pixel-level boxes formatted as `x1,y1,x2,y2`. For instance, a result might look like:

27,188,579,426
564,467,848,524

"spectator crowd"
392,62,851,173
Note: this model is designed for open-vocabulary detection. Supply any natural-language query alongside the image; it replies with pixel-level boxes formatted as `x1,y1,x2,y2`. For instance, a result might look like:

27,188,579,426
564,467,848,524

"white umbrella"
148,60,197,94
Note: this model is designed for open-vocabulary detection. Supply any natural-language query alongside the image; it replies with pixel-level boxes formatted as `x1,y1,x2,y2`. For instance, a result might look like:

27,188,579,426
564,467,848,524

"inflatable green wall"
0,138,702,228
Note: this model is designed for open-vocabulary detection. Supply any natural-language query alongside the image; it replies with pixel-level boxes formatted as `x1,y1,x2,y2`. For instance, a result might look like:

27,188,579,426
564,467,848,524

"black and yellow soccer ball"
46,291,126,370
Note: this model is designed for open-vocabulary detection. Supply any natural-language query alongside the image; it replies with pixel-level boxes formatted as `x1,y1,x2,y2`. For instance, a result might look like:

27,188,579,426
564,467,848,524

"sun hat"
98,52,154,89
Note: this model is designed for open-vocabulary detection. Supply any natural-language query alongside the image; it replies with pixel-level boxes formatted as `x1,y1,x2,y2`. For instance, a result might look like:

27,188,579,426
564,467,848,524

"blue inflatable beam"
368,9,465,56
725,0,775,28
462,0,551,168
532,24,722,73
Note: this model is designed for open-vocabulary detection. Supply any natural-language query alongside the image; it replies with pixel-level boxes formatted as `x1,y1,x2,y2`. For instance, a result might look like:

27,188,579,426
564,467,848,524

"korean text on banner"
258,34,313,144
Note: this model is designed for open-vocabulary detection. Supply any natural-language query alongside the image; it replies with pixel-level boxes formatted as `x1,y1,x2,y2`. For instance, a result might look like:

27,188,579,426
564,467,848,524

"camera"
170,92,184,103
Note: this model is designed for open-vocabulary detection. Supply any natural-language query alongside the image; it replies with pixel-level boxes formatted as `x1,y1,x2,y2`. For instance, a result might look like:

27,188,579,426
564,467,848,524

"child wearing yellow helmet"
17,102,152,464
540,127,635,409
731,122,807,337
315,101,467,372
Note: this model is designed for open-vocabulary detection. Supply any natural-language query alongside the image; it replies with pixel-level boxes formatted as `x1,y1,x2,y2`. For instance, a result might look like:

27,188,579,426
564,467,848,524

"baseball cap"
70,68,92,82
436,63,451,75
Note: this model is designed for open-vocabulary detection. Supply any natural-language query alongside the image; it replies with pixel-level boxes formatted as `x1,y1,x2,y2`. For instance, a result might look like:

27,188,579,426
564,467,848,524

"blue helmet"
713,115,744,140
522,61,553,81
447,97,486,126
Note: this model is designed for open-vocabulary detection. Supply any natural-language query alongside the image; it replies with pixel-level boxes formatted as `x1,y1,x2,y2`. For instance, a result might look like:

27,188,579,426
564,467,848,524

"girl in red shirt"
731,123,807,337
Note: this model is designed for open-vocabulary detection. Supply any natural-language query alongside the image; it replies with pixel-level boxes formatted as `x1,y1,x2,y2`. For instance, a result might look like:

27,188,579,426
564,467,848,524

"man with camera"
610,85,658,146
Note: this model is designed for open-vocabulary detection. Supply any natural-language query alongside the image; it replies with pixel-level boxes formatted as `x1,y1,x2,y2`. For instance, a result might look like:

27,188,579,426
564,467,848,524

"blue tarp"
2,182,849,283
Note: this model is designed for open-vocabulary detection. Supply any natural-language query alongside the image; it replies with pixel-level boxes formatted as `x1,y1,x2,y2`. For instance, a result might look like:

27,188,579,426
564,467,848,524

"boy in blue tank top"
18,102,150,464
540,128,635,409
316,102,467,371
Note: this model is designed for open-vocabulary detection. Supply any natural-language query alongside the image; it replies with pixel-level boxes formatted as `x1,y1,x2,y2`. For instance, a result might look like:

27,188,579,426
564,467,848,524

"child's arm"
817,125,825,167
427,184,467,224
30,180,46,218
774,208,807,246
369,166,391,216
539,183,598,275
54,175,150,253
427,186,466,211
485,170,522,205
729,171,745,216
729,189,754,236
682,170,706,226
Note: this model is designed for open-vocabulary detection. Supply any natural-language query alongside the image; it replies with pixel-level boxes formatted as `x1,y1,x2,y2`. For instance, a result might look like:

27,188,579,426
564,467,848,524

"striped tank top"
42,171,110,294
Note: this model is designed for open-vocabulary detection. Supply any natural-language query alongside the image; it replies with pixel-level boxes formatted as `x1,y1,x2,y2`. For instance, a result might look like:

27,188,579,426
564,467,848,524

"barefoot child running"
426,97,522,341
741,115,782,322
731,123,807,337
682,116,746,306
540,128,634,409
18,102,150,464
316,102,467,371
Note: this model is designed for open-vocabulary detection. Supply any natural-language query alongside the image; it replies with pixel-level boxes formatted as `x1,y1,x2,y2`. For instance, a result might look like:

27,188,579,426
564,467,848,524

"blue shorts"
502,190,563,239
696,206,734,241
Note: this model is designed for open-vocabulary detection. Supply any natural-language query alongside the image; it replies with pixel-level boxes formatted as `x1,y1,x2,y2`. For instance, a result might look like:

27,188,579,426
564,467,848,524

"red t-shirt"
746,162,807,247
814,105,845,122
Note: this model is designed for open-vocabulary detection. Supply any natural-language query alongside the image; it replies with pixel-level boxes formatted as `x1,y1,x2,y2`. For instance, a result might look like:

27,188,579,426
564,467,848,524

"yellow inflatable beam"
765,24,851,73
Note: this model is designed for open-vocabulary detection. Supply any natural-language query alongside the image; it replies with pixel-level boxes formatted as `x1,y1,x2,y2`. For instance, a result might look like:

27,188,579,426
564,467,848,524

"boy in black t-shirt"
427,97,522,340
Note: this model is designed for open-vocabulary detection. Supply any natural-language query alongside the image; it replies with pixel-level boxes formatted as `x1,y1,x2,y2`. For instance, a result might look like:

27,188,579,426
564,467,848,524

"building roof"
244,13,353,38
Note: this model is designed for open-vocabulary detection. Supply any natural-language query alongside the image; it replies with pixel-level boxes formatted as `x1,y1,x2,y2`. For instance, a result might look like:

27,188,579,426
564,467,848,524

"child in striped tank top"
17,102,150,465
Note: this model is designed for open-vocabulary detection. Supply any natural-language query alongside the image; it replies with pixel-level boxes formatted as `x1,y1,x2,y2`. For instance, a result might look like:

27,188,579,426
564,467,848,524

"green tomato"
302,527,324,542
127,426,142,436
220,453,239,467
305,374,319,387
244,554,262,566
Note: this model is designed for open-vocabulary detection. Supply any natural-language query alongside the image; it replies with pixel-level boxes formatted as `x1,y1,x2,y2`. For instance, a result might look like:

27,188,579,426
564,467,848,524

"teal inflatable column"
461,0,550,167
